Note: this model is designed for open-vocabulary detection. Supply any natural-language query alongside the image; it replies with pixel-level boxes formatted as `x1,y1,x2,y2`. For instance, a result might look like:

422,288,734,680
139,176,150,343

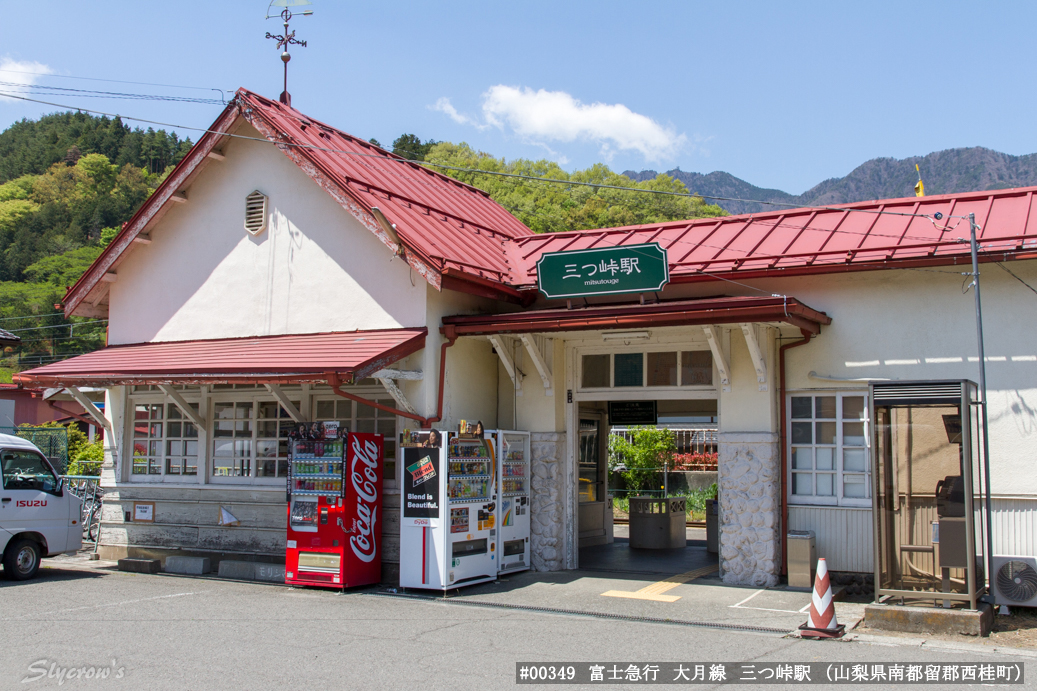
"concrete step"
118,558,160,574
164,556,211,575
218,560,285,583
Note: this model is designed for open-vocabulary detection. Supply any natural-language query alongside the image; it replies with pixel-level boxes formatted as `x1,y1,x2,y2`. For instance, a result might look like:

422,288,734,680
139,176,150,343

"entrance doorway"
576,399,719,575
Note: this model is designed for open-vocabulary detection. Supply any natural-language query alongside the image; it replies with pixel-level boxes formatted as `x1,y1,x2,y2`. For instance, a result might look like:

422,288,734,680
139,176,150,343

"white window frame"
311,393,401,490
126,384,401,489
787,390,871,508
208,390,300,485
577,345,717,394
128,392,202,483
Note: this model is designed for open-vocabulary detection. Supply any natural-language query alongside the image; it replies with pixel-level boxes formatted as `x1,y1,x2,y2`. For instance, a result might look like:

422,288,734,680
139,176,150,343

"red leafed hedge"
671,452,718,471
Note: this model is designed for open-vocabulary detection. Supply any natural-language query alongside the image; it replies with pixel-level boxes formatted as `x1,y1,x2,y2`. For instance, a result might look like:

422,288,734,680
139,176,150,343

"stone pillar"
529,431,566,571
717,432,780,587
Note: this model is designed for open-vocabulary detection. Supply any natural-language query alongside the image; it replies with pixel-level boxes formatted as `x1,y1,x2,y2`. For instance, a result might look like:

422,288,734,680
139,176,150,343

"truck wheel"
3,539,41,580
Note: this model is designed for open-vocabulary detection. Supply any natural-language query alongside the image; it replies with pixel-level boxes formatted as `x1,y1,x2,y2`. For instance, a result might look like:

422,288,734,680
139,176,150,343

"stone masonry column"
529,431,566,571
717,432,780,587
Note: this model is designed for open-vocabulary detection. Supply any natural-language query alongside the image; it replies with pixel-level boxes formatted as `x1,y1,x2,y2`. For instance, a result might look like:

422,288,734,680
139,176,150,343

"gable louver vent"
244,191,268,236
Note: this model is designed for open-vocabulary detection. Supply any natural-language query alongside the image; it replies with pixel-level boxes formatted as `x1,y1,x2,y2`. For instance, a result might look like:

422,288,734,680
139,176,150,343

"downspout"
327,326,459,429
779,328,812,577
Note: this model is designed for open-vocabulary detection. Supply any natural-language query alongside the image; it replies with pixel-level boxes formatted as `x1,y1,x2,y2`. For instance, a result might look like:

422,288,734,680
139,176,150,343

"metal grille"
244,190,268,235
872,381,965,404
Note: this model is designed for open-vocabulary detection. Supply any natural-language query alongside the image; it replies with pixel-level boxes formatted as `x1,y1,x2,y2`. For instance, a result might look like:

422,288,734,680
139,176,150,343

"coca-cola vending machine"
285,422,382,589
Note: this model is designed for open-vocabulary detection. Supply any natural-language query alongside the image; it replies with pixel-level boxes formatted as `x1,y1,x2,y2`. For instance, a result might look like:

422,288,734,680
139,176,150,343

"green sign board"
536,243,669,299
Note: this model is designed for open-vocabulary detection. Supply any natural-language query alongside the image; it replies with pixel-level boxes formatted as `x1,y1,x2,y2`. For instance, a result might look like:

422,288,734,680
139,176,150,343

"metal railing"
610,426,717,456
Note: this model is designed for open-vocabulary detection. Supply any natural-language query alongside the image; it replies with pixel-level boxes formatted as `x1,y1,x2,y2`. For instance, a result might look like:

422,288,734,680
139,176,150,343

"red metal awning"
441,296,830,336
13,328,427,388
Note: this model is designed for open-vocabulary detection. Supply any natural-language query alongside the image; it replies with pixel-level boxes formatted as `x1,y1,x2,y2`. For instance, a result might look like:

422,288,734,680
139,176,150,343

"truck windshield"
1,450,58,492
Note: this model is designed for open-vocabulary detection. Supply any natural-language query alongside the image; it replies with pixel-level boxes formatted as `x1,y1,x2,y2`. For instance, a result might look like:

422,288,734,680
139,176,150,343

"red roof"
63,88,533,318
60,85,1037,318
511,187,1037,288
442,295,831,336
12,328,427,387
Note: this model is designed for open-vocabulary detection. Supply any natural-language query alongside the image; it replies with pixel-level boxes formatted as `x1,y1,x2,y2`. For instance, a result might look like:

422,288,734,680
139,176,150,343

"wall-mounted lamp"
370,207,404,256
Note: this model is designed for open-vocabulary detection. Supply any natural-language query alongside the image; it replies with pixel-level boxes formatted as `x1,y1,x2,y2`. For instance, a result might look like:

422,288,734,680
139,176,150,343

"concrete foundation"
164,556,211,575
864,602,993,637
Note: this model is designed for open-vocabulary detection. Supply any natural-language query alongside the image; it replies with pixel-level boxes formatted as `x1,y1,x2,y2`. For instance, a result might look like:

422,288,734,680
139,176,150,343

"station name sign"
536,243,669,299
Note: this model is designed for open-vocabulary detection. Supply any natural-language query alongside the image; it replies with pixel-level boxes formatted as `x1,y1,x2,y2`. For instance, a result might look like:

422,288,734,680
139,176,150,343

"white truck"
1,433,83,580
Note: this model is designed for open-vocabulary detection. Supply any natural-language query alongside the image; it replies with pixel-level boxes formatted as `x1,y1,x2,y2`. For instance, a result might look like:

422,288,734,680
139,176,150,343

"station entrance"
575,398,720,577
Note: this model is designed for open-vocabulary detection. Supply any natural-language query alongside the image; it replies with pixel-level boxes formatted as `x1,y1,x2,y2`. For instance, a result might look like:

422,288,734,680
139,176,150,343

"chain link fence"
0,425,70,474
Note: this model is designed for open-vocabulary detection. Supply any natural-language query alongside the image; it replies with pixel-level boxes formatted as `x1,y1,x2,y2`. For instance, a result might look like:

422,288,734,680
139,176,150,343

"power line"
0,312,65,322
996,262,1037,297
8,319,107,333
0,82,224,105
0,67,229,95
0,91,956,225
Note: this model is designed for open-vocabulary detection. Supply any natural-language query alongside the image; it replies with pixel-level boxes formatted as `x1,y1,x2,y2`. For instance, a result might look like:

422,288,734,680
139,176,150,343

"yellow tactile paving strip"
600,564,720,602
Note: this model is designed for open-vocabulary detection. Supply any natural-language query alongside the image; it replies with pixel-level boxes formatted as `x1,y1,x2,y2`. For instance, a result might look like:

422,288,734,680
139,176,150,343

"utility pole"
968,212,995,588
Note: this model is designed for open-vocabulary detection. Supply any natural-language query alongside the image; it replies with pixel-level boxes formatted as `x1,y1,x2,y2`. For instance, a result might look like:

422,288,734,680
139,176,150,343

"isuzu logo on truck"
349,436,379,564
15,500,47,508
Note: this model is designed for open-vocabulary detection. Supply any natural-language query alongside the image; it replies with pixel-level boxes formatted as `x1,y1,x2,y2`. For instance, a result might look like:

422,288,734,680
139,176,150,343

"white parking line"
729,588,809,615
10,591,207,620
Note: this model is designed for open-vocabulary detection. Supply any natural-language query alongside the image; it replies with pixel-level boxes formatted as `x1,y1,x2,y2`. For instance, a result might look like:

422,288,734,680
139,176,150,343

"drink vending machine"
495,430,531,574
285,421,383,589
398,427,531,590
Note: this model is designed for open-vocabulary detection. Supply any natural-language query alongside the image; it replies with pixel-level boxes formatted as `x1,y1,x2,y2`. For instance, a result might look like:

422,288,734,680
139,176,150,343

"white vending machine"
399,430,498,590
495,430,531,574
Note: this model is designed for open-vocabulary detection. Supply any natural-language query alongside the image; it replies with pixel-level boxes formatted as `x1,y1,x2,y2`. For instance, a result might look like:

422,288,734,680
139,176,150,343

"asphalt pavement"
0,557,1033,690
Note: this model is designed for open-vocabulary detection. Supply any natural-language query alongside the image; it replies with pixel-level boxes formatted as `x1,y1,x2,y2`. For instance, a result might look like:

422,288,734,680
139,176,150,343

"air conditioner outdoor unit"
991,556,1037,606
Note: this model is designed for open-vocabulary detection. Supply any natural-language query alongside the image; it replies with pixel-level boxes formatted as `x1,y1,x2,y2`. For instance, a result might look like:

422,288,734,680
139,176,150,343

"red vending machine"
285,422,383,589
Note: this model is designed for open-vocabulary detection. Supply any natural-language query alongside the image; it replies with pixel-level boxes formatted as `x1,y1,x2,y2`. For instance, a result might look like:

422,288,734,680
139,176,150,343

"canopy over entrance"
441,295,831,337
13,328,427,388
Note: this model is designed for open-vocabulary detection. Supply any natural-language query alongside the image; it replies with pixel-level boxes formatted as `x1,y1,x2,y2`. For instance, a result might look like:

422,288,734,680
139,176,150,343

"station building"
16,88,1037,586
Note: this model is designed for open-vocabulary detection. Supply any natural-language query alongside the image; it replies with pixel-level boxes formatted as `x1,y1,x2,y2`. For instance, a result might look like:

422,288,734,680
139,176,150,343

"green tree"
609,427,676,494
423,142,726,234
392,134,438,161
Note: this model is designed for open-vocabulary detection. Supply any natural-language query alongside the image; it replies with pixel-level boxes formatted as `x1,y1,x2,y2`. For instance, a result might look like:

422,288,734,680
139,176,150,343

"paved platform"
579,526,716,576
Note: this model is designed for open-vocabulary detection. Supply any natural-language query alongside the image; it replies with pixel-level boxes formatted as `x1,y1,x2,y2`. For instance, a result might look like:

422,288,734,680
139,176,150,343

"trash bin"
706,499,719,554
629,497,686,549
787,530,817,590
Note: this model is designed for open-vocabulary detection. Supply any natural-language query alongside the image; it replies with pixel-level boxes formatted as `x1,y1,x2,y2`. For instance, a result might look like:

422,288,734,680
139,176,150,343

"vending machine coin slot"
320,505,328,525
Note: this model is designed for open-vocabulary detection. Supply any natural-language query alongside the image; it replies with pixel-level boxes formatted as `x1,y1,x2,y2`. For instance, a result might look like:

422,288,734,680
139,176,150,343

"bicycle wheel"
86,505,100,542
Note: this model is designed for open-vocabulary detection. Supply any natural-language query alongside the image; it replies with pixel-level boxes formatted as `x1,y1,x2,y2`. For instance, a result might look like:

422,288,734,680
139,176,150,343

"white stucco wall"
107,123,426,344
774,263,1037,497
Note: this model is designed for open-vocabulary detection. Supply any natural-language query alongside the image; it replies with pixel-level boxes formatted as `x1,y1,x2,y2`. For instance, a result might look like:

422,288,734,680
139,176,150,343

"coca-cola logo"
350,436,379,563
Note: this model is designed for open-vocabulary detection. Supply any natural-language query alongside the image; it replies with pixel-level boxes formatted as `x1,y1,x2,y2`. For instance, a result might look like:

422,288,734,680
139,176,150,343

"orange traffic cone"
798,557,845,639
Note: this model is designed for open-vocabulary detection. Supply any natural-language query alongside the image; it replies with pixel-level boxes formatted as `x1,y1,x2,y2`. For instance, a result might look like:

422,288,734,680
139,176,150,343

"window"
579,350,714,389
134,402,200,478
212,400,296,480
314,397,398,486
2,450,58,492
789,392,870,506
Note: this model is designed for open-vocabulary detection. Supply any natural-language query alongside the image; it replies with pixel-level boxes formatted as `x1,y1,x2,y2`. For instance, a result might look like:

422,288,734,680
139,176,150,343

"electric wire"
0,91,969,230
0,67,229,94
996,261,1037,297
0,82,224,105
7,319,108,333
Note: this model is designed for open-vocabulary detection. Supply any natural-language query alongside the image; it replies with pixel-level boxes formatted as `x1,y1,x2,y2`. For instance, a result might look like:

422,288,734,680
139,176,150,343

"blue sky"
1,1,1035,194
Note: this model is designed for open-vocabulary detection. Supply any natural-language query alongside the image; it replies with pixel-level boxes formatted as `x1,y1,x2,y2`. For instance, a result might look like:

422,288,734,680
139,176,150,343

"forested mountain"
0,113,192,379
624,147,1037,215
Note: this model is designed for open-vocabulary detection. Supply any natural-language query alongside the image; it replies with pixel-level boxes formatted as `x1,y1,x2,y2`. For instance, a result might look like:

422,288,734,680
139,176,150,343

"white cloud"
430,97,478,127
480,85,686,162
0,57,54,102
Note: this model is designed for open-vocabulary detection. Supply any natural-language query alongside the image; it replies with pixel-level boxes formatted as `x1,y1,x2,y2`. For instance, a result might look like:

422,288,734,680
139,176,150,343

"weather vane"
265,0,313,106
